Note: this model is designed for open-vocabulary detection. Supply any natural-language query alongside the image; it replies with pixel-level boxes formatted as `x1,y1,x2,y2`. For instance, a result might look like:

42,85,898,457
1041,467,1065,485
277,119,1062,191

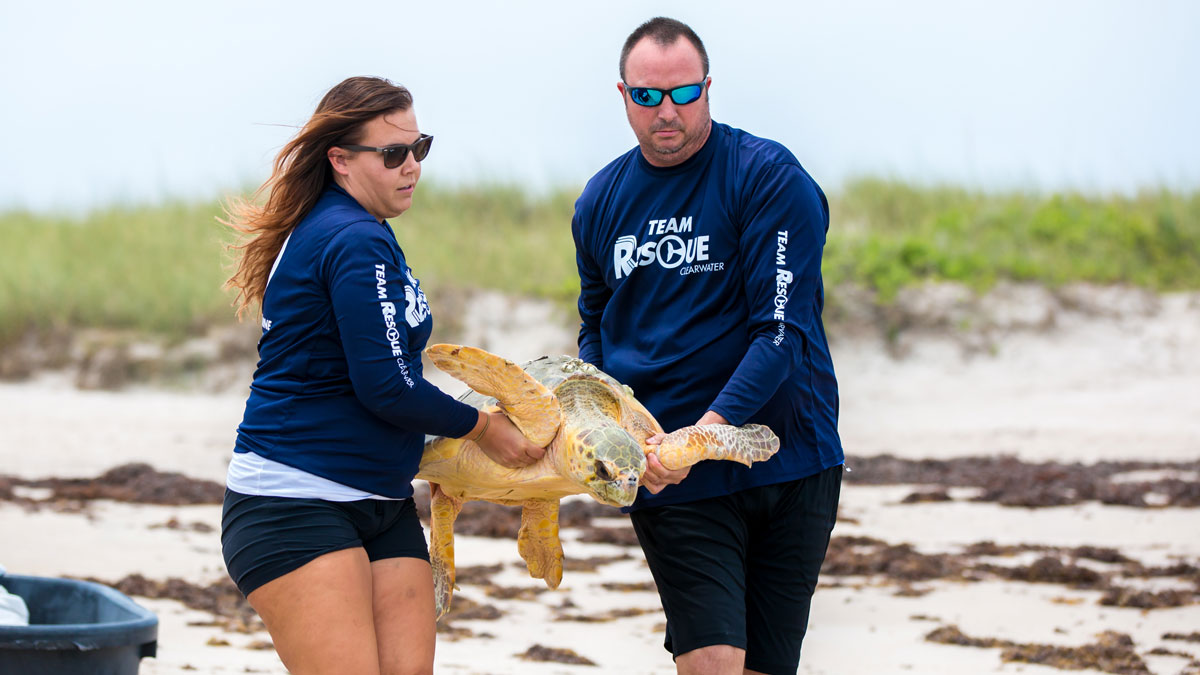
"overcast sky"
2,0,1197,212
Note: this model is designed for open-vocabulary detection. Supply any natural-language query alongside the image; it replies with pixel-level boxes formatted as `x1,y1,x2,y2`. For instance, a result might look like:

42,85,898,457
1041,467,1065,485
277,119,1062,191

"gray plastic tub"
0,574,157,675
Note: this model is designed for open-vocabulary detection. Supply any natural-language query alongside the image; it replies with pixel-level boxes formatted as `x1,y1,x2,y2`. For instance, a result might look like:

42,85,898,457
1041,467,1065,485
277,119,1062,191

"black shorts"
221,489,430,597
630,465,842,675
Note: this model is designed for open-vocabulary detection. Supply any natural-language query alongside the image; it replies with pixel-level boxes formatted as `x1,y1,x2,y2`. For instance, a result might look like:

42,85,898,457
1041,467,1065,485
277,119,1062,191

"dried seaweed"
2,463,223,507
926,625,1151,674
846,454,1200,508
80,574,260,634
823,539,1199,609
517,644,597,665
555,607,659,622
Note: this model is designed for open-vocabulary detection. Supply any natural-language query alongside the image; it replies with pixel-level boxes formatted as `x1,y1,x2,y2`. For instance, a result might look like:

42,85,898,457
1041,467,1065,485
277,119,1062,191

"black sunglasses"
623,81,706,107
338,134,433,169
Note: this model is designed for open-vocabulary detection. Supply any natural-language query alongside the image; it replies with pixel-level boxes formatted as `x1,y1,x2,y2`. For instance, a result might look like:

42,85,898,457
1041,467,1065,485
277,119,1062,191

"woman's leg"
248,547,380,675
372,557,436,675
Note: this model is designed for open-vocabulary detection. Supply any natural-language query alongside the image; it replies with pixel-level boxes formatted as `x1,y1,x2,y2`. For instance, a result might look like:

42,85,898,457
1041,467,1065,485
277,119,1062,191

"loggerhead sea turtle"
417,344,780,618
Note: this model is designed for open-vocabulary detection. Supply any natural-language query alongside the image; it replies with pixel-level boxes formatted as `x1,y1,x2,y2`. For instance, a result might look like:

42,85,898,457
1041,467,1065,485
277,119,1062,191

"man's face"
619,37,712,167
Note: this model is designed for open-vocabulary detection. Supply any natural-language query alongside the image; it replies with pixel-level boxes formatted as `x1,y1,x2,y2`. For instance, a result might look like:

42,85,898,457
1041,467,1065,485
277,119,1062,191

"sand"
1,287,1197,674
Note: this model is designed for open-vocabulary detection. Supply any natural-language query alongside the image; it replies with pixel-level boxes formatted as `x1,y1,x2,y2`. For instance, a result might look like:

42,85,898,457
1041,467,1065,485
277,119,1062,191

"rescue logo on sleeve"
404,267,430,328
375,263,416,387
772,230,791,345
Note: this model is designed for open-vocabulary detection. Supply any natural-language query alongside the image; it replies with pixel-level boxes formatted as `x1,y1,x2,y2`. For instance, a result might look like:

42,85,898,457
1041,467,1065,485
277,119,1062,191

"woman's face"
330,108,424,221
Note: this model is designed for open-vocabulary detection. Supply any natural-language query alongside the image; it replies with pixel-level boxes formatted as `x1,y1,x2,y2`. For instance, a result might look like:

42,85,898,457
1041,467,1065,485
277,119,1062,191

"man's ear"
328,146,351,176
617,81,626,99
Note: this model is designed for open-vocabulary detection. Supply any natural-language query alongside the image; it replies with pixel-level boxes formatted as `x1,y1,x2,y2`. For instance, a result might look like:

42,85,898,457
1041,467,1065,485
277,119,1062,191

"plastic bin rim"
0,575,158,652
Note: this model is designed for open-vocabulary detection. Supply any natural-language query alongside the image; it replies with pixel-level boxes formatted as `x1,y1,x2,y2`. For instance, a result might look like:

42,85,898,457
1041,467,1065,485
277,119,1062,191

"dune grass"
2,179,1197,344
824,179,1200,301
0,201,236,342
397,185,581,303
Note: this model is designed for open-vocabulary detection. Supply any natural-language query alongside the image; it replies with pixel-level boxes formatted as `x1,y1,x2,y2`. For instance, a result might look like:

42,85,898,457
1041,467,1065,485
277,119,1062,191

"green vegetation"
2,179,1197,343
825,179,1200,301
0,201,236,342
399,185,580,303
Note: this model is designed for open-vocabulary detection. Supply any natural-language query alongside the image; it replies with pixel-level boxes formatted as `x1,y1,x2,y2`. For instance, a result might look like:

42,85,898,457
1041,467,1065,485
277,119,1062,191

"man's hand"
694,410,729,426
640,409,728,493
471,412,546,469
640,448,690,494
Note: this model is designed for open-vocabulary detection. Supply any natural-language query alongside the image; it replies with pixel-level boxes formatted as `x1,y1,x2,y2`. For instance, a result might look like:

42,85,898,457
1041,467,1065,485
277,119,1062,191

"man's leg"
630,495,749,674
742,466,843,674
675,644,745,674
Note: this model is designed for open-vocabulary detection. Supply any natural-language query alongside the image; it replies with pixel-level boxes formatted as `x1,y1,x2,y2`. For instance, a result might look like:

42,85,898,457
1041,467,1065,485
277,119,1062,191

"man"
572,17,845,675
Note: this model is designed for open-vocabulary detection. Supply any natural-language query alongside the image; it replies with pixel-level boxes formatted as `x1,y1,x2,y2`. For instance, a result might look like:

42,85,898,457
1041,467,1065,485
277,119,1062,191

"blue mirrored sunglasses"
624,81,706,107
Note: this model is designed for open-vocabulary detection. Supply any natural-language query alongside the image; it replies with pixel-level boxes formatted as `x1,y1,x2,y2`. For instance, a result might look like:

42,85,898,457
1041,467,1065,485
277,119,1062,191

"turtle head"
553,375,650,506
563,424,646,507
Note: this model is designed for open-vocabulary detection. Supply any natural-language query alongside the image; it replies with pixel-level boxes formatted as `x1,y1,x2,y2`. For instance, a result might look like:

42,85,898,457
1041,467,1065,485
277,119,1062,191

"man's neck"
642,119,713,168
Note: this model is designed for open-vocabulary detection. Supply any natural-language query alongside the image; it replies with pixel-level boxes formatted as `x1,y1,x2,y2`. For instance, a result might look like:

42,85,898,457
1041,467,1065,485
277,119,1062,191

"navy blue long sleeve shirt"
573,121,844,510
234,183,478,498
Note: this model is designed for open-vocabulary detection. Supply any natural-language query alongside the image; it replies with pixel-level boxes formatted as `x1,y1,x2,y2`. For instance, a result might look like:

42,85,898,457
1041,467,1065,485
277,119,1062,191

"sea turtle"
417,344,780,618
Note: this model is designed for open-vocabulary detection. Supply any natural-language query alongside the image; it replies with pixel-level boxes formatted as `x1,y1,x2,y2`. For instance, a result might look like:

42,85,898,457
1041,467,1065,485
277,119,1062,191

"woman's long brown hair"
222,76,413,318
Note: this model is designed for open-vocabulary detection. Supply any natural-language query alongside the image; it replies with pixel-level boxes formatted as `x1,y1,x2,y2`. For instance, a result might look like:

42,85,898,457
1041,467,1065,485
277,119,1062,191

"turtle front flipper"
516,499,563,589
429,483,464,620
426,344,562,446
652,424,780,471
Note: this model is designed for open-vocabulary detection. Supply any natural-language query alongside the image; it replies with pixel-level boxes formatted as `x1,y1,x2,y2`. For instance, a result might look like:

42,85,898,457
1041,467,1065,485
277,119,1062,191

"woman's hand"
469,411,546,469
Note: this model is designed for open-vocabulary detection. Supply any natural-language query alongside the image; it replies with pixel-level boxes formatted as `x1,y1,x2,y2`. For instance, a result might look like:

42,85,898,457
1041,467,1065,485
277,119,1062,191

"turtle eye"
593,460,613,482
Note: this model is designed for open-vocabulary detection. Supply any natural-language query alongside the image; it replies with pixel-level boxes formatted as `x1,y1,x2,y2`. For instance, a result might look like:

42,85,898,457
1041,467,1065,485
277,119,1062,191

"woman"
220,76,545,675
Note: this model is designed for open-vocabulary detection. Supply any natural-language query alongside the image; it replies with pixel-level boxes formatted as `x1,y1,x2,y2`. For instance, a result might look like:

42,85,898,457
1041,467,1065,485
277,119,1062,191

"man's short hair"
619,17,709,81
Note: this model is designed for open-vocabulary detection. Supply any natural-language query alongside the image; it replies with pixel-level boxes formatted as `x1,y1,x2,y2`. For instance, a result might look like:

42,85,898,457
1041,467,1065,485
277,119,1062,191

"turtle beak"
593,467,641,507
597,451,646,506
574,427,646,507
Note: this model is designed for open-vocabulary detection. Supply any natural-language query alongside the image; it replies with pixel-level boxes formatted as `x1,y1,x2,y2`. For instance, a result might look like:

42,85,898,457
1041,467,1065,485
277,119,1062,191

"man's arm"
707,162,829,425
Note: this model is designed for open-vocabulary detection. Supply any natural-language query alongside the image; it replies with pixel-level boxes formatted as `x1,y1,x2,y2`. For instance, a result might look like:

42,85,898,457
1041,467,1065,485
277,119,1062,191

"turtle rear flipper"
516,499,563,589
653,424,780,470
426,344,562,446
428,483,464,620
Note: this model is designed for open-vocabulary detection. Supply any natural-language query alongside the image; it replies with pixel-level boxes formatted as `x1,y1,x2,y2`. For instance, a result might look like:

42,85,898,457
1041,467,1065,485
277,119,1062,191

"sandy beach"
2,284,1198,674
